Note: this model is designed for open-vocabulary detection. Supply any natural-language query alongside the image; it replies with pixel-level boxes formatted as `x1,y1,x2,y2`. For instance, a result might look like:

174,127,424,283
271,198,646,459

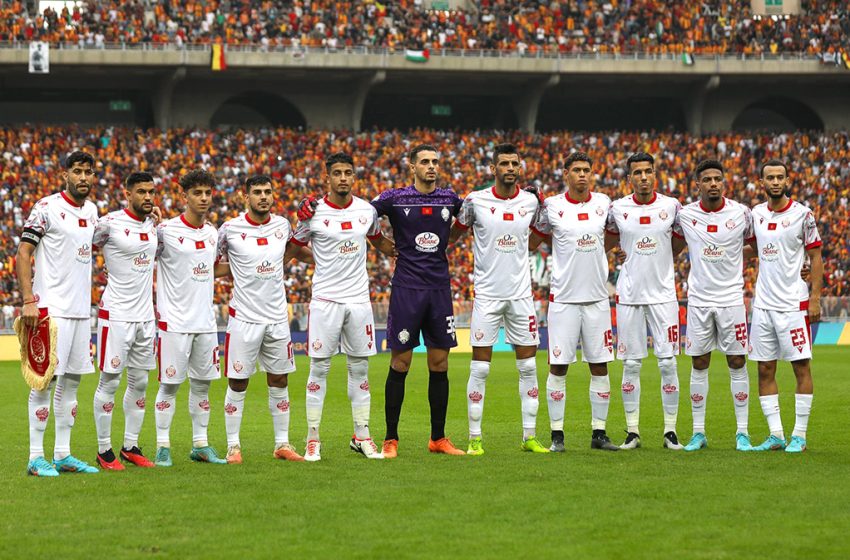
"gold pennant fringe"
13,316,58,391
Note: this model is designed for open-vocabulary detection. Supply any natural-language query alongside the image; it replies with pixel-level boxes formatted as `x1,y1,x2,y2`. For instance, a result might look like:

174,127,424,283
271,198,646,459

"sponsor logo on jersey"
761,242,780,262
335,239,361,259
241,232,247,240
133,252,152,270
634,235,658,255
398,329,410,344
124,228,130,236
192,261,211,281
403,208,410,216
468,391,483,403
495,233,519,253
415,232,440,253
60,212,66,220
700,243,725,263
558,210,564,218
575,233,598,252
255,260,276,276
75,243,92,264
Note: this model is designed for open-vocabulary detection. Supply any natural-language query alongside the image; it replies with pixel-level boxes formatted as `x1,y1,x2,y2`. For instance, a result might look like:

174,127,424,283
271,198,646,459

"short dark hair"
492,143,520,161
65,151,94,169
125,172,154,189
245,175,272,191
325,152,354,170
564,151,592,171
409,144,438,164
695,159,724,179
760,159,788,178
178,169,216,191
626,152,654,173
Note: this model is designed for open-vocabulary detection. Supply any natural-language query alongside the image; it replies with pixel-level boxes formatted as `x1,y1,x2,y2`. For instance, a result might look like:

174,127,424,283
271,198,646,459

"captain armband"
20,227,43,247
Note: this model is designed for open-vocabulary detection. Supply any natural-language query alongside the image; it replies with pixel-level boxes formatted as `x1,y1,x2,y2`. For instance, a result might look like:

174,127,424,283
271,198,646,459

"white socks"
517,357,539,439
224,387,246,447
154,382,179,447
759,394,784,439
658,356,679,433
188,379,212,447
305,357,331,441
546,373,566,431
589,374,610,431
123,368,149,449
621,359,641,433
93,372,121,453
690,367,709,433
467,360,490,438
269,386,291,445
53,374,81,460
28,380,55,460
792,394,812,439
729,366,749,434
347,356,372,440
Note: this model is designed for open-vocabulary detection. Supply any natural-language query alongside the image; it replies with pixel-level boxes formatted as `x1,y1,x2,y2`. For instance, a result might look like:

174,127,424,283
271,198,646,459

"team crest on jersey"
474,330,484,341
359,215,368,225
275,229,285,239
552,346,562,358
659,210,668,220
398,329,410,344
165,365,176,378
241,232,247,240
124,228,130,236
596,207,604,216
519,208,528,217
111,356,121,369
782,218,790,228
233,361,243,373
726,219,736,230
312,340,323,352
441,207,450,222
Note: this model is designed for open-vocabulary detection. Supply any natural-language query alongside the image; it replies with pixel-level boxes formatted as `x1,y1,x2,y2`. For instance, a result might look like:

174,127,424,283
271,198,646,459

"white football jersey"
606,192,681,304
23,192,98,319
752,200,821,311
532,191,611,303
217,213,291,323
292,196,381,304
93,209,157,322
674,198,754,307
456,187,538,300
155,215,217,333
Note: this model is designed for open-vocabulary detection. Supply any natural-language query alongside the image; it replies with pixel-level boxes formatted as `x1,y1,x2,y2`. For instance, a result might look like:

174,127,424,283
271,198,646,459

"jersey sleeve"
803,210,822,250
371,191,392,217
604,202,619,235
92,215,111,249
455,196,474,231
367,207,382,239
452,191,463,216
215,223,229,263
743,207,755,242
155,224,166,259
21,202,49,246
672,205,685,239
531,203,551,236
291,219,311,246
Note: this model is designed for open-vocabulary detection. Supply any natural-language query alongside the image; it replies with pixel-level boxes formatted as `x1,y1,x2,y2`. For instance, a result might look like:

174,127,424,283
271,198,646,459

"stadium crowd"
0,125,848,323
0,0,847,58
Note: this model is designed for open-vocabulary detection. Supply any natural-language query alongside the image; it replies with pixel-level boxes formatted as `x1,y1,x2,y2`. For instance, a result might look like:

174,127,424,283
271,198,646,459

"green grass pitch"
0,349,848,559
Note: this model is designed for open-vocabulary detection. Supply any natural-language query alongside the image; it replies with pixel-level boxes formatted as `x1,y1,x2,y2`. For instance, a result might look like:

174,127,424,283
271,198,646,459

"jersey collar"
124,208,143,222
770,198,793,214
565,191,591,204
324,195,353,210
632,192,657,205
179,214,204,229
245,213,271,226
60,191,84,208
492,186,519,200
699,197,726,213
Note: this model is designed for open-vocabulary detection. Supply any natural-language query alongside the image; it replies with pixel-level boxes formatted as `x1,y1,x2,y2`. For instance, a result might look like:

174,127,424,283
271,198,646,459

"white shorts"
224,317,295,378
97,316,156,374
157,330,220,384
308,299,377,358
616,302,680,360
749,307,812,362
685,305,748,357
53,316,95,376
547,299,614,365
470,297,539,347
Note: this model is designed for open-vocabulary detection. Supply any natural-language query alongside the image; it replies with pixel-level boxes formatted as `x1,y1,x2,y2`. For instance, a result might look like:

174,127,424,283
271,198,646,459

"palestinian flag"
405,49,430,63
211,44,227,71
682,52,694,66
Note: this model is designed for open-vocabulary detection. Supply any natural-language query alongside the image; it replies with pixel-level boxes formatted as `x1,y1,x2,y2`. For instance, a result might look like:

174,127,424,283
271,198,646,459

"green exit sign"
765,0,782,5
109,100,132,111
431,104,452,116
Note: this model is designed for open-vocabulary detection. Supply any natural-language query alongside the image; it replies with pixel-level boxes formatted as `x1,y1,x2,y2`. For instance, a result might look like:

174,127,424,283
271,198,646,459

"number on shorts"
667,325,679,344
366,324,374,344
790,327,806,348
446,316,456,335
734,323,747,343
529,316,537,334
603,329,614,348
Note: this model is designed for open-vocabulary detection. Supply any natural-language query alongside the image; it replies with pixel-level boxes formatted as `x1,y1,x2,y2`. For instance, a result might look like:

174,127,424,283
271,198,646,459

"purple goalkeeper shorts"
386,286,457,351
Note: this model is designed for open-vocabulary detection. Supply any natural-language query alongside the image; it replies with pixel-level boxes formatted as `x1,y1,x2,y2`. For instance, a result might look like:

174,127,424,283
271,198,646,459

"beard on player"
126,182,156,218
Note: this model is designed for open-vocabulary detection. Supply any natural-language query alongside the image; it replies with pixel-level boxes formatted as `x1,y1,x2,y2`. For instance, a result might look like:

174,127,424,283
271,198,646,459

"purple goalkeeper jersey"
371,185,462,290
